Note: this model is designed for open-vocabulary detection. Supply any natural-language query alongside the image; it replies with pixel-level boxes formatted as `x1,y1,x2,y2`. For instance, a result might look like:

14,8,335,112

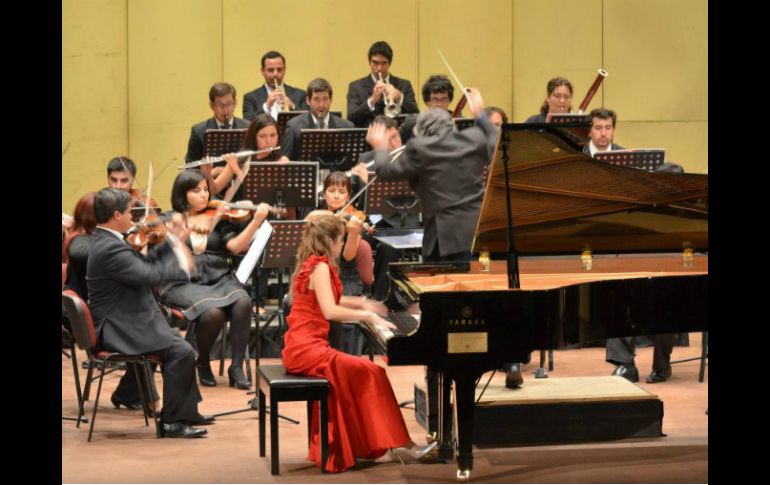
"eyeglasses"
550,94,571,101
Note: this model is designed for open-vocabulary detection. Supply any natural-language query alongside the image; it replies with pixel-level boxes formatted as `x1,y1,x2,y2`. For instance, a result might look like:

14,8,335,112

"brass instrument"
274,79,292,112
377,72,401,118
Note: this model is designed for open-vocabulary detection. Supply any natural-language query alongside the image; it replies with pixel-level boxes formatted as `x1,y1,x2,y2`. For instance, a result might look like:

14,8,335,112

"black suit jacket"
185,116,250,163
373,115,498,257
242,84,309,121
281,111,355,161
582,142,624,156
86,228,189,355
346,74,419,127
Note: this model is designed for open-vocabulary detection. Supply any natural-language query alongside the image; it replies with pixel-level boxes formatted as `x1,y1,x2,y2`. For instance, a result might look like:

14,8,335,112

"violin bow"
437,49,475,113
335,146,406,215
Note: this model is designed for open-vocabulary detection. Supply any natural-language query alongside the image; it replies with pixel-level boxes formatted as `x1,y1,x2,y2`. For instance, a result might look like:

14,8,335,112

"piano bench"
256,364,329,475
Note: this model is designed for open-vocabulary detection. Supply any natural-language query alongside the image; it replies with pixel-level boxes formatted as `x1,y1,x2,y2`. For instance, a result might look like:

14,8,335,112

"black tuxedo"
280,111,355,161
242,84,309,121
346,74,419,127
185,116,249,164
373,115,498,259
87,228,202,423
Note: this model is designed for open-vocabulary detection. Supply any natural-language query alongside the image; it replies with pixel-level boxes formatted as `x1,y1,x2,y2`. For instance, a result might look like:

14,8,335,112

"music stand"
241,162,319,215
594,149,666,172
204,128,248,162
276,111,343,138
454,117,475,131
366,174,422,229
299,128,369,173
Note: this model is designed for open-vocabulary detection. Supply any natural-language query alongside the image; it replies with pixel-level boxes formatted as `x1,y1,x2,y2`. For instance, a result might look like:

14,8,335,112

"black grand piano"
358,122,708,481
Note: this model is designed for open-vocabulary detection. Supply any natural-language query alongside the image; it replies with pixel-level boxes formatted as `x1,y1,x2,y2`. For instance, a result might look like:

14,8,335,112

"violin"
129,188,161,222
337,205,375,235
124,213,169,251
192,200,286,229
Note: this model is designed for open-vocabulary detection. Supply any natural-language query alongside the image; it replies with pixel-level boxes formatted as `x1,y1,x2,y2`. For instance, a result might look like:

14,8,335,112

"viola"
129,188,161,222
337,205,375,235
124,213,169,251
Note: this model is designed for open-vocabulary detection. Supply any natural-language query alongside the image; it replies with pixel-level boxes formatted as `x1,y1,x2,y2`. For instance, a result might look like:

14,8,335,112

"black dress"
160,219,249,320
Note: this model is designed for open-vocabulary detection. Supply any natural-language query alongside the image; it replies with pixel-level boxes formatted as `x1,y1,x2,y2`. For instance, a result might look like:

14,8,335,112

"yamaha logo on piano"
449,307,486,327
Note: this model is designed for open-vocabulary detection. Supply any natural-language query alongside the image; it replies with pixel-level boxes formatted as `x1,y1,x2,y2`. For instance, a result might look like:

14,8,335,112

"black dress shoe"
646,368,672,384
111,393,143,410
186,413,215,426
228,365,251,390
196,363,217,387
504,363,524,389
157,420,207,438
611,364,639,383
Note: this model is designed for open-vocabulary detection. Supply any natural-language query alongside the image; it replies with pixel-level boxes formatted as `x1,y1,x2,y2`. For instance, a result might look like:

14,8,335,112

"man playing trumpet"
243,50,308,122
346,41,419,128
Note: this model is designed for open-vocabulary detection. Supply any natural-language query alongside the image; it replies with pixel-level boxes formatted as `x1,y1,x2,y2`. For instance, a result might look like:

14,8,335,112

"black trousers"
605,334,677,372
113,335,202,423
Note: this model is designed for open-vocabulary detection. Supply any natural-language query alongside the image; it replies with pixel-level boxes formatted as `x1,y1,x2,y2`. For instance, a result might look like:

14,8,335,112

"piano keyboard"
358,311,420,352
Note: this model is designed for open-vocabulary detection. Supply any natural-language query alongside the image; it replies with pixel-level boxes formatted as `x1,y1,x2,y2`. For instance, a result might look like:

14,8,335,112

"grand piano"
359,122,708,481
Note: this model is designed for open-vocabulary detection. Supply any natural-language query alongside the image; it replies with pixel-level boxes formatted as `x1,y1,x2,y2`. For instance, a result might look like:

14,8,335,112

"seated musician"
346,41,419,128
282,211,437,472
159,170,270,390
106,156,159,217
63,192,97,302
87,188,212,438
240,113,289,317
525,76,573,123
484,106,508,128
584,108,624,156
280,78,354,161
184,82,249,178
399,74,454,144
242,50,308,122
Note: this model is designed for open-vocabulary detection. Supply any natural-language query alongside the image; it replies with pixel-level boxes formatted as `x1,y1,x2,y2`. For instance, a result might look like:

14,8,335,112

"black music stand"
454,117,475,131
366,175,422,229
299,128,369,173
204,128,248,161
594,149,666,171
241,162,319,215
276,111,343,138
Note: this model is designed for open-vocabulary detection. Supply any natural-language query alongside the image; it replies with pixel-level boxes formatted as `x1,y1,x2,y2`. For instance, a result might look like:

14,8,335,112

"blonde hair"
289,212,345,296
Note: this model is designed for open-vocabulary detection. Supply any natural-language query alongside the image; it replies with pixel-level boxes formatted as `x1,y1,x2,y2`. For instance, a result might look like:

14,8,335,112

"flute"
177,147,281,169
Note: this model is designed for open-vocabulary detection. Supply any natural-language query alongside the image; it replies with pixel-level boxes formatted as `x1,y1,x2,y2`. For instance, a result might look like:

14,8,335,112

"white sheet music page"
236,220,273,284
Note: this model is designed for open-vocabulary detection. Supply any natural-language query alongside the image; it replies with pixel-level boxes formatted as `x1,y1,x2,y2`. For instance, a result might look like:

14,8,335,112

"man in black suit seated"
346,40,419,128
281,78,355,161
242,50,308,122
583,108,624,156
184,82,249,165
87,188,214,438
399,74,454,144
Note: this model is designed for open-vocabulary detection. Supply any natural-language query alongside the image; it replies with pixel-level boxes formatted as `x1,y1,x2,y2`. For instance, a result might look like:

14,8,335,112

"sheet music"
374,231,423,249
236,221,273,284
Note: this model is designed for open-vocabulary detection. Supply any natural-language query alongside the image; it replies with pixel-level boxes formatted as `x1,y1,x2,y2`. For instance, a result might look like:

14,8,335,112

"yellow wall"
62,0,707,212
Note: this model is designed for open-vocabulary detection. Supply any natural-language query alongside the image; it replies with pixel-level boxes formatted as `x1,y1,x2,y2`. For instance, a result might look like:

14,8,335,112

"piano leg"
452,372,477,480
428,368,455,460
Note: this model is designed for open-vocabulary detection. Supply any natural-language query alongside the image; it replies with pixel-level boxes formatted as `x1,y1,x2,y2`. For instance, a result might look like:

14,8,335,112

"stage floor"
61,333,708,483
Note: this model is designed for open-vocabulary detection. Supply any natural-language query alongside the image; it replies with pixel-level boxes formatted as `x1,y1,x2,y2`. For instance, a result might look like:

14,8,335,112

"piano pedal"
456,469,470,481
534,367,549,379
425,431,437,443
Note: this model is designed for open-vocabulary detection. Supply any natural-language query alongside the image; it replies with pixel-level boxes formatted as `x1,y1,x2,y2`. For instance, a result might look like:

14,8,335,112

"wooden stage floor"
61,333,707,483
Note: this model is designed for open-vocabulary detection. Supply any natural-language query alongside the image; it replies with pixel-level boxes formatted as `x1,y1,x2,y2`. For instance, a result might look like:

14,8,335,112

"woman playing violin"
159,169,270,389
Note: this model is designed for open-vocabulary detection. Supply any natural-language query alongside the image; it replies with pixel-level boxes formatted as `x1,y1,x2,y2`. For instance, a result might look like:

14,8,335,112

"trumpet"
273,79,292,112
177,148,280,169
377,72,401,118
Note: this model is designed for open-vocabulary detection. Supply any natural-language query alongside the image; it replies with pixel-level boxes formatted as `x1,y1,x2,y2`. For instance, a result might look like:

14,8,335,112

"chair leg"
319,395,328,473
141,359,160,437
258,389,266,457
306,401,313,446
88,364,108,442
69,341,86,427
270,398,279,475
699,331,708,382
83,364,94,402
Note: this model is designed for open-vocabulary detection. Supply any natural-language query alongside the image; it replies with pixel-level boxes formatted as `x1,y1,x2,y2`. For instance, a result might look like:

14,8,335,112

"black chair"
62,290,160,441
256,364,329,475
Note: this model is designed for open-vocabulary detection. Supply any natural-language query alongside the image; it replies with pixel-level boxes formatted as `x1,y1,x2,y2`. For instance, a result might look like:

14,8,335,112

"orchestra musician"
87,188,213,438
484,106,508,128
184,82,249,166
346,41,419,128
106,156,159,217
63,192,97,302
281,211,437,472
159,170,270,390
399,74,454,144
584,108,624,156
242,50,309,122
525,76,573,123
281,78,354,161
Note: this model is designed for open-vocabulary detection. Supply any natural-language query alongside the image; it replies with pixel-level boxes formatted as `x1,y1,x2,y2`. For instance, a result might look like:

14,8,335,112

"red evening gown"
282,255,411,472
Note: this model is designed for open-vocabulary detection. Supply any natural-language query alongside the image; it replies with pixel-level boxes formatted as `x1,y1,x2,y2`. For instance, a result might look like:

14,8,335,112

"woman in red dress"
282,211,436,472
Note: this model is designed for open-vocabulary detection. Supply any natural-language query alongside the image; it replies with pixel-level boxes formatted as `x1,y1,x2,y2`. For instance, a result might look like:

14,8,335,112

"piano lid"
472,124,708,256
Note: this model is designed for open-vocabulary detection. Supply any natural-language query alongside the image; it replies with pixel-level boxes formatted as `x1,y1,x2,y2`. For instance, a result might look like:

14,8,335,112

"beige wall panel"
224,0,419,119
618,121,708,174
513,0,603,122
417,0,512,117
128,0,222,207
604,0,708,121
62,0,128,212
